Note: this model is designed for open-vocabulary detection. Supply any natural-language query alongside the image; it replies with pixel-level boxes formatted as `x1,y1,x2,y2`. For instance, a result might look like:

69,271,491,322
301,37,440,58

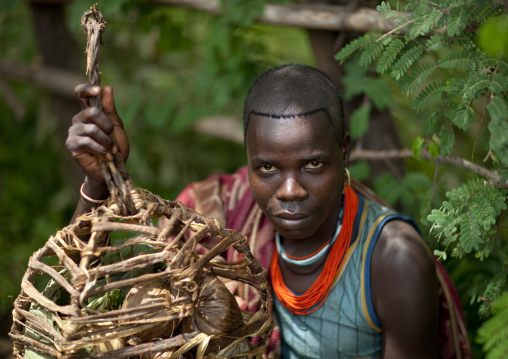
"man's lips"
270,212,312,232
272,211,310,220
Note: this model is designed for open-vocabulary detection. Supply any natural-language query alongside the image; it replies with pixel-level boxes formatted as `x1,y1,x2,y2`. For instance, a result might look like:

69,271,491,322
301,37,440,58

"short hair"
243,64,345,144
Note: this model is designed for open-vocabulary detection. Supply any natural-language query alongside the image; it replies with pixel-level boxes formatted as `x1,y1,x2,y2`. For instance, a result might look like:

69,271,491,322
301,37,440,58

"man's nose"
276,177,308,201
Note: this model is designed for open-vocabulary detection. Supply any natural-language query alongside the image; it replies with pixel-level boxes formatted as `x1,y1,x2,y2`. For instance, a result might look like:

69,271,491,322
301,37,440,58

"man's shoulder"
369,220,440,357
373,219,435,277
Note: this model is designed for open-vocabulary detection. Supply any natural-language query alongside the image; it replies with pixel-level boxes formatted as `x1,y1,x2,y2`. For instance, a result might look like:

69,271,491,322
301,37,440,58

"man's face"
246,111,347,243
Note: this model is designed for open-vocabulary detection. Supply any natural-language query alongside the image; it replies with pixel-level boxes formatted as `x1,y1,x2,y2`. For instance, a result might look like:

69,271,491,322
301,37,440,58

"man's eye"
259,165,276,173
305,161,323,169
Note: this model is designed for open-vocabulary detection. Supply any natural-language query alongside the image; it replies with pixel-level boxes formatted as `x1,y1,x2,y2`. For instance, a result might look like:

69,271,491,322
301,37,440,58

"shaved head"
243,64,345,144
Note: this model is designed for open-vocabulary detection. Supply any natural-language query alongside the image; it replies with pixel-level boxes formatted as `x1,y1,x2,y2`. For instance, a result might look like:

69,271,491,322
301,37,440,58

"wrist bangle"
80,183,107,204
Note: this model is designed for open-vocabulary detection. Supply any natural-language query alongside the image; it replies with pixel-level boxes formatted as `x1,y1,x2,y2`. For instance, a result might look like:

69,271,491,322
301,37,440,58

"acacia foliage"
336,1,508,356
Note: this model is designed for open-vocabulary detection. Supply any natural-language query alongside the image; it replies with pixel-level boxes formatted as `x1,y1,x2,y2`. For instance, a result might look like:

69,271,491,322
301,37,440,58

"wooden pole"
150,0,396,32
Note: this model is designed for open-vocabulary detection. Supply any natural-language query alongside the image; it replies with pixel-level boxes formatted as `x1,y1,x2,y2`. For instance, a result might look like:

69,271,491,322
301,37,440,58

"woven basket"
9,155,271,359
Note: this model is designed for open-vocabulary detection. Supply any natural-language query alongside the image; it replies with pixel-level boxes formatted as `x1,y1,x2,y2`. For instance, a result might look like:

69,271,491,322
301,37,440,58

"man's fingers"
72,107,115,135
66,133,113,162
102,86,125,129
74,84,102,110
67,124,115,160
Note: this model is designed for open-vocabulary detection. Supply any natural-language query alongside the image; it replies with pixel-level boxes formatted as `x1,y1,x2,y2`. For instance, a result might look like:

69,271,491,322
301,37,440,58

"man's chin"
270,217,315,240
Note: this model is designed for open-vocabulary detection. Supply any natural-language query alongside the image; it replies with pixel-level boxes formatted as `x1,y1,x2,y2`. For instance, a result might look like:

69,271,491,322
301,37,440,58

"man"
67,64,441,358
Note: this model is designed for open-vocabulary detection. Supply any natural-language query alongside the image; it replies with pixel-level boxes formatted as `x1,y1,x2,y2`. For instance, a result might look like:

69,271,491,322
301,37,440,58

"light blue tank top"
273,194,416,359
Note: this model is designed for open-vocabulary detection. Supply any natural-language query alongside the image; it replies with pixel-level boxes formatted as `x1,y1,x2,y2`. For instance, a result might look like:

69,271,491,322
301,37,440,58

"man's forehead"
246,112,336,145
247,109,330,126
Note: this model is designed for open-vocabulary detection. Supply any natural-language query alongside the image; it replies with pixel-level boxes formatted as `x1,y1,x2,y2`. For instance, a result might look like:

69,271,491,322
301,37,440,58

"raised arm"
65,84,129,221
371,220,439,358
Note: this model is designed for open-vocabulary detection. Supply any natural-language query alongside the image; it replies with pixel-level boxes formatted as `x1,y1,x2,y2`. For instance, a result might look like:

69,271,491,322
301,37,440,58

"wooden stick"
151,0,396,32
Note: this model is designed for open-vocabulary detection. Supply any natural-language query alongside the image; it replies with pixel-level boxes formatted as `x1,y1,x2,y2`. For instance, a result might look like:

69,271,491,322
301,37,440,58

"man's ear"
342,133,351,168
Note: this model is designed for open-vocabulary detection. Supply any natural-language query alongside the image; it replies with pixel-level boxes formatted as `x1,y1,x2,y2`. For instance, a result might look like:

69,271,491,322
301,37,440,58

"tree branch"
0,60,83,98
350,148,504,183
150,0,396,32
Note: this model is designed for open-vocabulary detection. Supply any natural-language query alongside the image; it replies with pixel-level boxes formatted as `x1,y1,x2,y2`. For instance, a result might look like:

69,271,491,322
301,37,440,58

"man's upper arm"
371,220,439,358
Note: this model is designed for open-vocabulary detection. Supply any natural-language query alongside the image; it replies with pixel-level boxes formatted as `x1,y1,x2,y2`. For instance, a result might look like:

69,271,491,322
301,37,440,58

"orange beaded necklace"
270,186,359,315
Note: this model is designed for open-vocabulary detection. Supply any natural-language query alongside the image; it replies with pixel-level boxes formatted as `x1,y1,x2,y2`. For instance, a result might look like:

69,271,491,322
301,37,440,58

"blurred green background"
1,1,505,357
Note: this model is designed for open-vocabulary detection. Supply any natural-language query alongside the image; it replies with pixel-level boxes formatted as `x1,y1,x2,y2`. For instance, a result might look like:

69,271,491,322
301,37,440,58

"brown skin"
245,112,439,358
68,85,439,357
65,84,129,221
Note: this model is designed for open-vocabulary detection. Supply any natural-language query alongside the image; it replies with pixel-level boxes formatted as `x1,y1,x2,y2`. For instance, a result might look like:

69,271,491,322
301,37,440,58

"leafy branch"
337,3,508,354
350,148,506,184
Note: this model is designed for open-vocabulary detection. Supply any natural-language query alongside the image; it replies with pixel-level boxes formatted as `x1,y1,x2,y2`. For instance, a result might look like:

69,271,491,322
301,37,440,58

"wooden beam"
151,0,395,32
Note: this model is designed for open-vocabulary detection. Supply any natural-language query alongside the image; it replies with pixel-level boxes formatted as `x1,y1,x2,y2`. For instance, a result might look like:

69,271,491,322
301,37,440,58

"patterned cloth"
172,166,472,359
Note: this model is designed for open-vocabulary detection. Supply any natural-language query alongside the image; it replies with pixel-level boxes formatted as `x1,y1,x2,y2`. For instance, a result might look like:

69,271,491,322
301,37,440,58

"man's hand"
66,84,129,198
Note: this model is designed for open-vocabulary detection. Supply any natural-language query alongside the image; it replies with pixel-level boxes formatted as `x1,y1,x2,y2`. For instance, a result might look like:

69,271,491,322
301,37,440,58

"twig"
376,18,416,43
350,148,504,183
81,4,106,109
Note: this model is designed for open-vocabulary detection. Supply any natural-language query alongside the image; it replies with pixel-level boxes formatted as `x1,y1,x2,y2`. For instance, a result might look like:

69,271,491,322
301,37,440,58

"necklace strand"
275,208,343,266
270,186,359,315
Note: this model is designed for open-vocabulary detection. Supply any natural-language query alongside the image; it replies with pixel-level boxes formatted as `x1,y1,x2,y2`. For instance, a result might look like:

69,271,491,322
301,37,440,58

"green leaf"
101,240,156,282
365,79,392,110
489,73,508,95
462,72,492,99
372,173,405,206
350,103,371,139
349,161,370,182
426,33,449,51
342,57,370,100
377,1,408,23
408,10,444,38
487,96,508,123
413,82,444,113
438,51,476,70
453,103,475,131
412,136,425,160
500,169,508,183
434,249,447,260
446,6,470,37
25,349,55,359
335,34,375,64
489,119,508,166
477,3,505,24
439,125,455,156
390,45,424,80
460,211,482,253
428,141,439,157
376,38,405,74
405,1,432,16
24,305,57,359
359,37,388,66
423,108,441,136
477,291,508,359
401,62,437,95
